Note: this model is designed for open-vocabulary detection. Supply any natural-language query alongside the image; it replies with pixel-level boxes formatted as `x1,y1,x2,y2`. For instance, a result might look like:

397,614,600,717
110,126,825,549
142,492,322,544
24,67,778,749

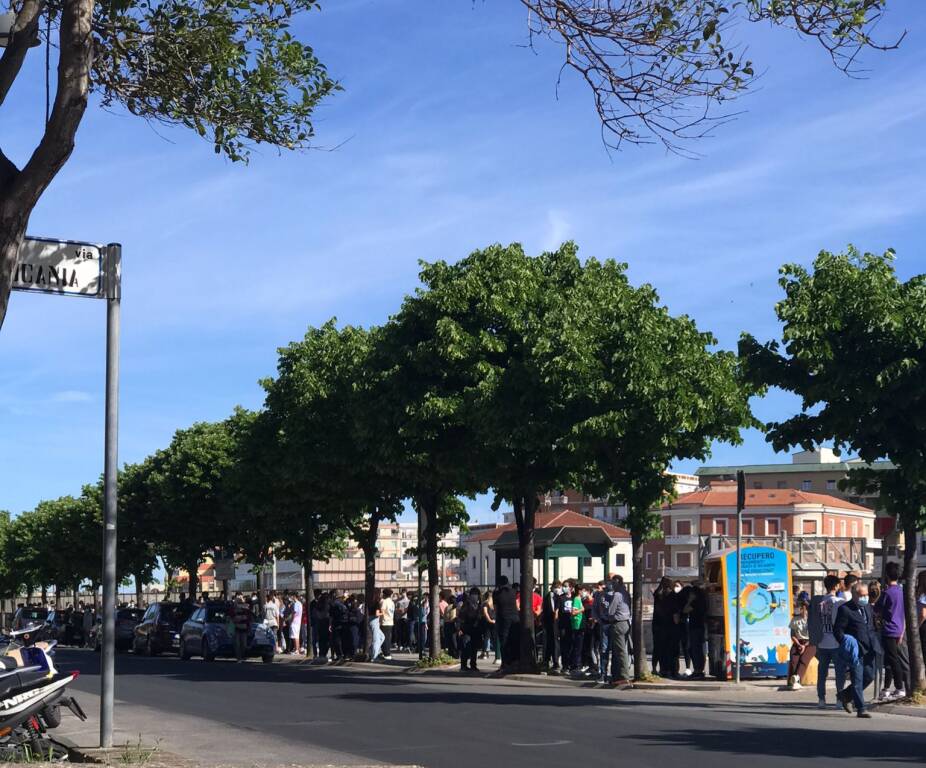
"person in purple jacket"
876,562,909,700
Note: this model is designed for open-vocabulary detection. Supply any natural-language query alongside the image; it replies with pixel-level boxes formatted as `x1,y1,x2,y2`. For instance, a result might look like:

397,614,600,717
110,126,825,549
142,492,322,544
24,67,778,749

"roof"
665,486,874,513
465,510,630,543
696,460,894,476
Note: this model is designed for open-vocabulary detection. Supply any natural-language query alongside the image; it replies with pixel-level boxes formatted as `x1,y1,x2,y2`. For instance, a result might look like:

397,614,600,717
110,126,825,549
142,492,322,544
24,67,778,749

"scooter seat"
0,669,51,698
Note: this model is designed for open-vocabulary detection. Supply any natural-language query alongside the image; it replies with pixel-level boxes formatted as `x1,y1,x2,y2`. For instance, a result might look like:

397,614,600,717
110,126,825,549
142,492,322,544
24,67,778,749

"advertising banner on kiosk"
722,545,792,678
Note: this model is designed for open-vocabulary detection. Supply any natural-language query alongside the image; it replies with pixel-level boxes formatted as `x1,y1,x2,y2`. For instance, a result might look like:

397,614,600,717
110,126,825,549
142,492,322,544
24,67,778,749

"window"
615,553,626,567
826,479,837,491
801,480,812,491
645,552,653,569
829,519,835,535
658,552,665,567
582,557,592,568
676,552,692,568
472,556,477,569
851,521,858,537
802,519,817,535
742,518,753,536
840,521,846,537
776,480,787,489
753,481,763,489
767,519,780,536
506,558,512,567
676,520,692,536
714,518,728,536
921,538,926,556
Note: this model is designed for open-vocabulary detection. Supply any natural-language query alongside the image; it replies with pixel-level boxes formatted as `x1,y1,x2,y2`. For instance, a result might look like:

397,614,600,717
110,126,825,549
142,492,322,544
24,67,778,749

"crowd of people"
794,564,926,718
11,561,926,708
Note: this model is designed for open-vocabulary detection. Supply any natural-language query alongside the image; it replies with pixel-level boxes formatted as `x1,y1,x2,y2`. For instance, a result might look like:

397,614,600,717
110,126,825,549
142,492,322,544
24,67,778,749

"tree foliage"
740,245,926,691
148,419,238,599
565,257,755,677
521,0,901,152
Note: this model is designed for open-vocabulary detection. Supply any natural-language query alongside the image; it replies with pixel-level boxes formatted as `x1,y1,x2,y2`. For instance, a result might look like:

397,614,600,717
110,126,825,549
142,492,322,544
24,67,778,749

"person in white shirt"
380,589,396,660
809,574,846,708
263,594,280,653
290,597,303,655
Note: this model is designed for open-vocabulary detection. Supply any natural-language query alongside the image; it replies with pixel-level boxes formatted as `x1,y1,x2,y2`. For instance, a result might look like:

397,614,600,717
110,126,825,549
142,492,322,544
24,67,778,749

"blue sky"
1,2,924,525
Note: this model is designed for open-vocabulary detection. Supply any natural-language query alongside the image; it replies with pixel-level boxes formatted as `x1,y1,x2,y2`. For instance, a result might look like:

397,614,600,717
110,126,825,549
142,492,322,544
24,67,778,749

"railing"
702,535,870,571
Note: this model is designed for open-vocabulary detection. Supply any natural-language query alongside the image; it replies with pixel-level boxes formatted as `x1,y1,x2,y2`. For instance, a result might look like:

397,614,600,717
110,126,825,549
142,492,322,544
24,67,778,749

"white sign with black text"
12,237,104,297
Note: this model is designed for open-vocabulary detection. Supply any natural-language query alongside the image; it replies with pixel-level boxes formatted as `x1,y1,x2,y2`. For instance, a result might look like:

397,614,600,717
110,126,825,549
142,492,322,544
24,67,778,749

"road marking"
510,740,572,747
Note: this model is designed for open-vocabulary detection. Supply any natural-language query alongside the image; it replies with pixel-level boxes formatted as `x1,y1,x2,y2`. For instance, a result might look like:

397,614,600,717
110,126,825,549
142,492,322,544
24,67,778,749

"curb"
870,701,926,719
501,673,749,692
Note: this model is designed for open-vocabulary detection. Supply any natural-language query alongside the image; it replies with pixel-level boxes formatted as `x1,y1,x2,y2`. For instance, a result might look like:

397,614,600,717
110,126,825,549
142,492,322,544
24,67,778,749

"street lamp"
0,11,41,48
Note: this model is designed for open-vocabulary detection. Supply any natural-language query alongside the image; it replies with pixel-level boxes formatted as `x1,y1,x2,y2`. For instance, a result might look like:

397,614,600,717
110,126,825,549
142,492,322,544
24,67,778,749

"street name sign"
12,237,105,297
12,234,121,749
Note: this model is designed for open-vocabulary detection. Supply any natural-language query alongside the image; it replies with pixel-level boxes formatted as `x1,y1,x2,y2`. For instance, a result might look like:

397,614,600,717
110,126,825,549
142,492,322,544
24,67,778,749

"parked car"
132,602,182,656
179,601,275,663
88,608,145,652
11,607,49,632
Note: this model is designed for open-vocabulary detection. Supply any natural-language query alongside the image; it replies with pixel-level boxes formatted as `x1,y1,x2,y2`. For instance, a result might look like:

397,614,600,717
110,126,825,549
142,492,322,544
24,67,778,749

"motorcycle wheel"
41,704,62,729
262,653,274,664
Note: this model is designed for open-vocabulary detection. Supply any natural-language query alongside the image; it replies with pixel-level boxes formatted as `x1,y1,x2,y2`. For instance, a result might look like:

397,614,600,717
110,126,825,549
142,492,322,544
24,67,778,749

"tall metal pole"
100,244,122,748
735,469,744,684
417,508,424,660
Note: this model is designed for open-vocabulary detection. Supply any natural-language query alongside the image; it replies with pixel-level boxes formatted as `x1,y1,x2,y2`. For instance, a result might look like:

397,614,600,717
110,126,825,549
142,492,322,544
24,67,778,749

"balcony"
665,534,700,546
665,566,699,578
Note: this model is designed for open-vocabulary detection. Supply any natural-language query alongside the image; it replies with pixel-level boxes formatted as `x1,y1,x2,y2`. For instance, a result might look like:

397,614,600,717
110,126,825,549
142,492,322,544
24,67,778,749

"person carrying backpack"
456,587,483,672
597,575,632,685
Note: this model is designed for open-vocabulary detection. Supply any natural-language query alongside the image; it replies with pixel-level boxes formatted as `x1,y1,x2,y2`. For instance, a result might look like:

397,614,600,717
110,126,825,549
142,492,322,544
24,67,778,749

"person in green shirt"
569,584,587,674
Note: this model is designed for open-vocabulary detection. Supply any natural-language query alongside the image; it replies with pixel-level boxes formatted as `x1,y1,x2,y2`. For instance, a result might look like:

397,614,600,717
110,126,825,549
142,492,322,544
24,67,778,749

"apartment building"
644,479,878,589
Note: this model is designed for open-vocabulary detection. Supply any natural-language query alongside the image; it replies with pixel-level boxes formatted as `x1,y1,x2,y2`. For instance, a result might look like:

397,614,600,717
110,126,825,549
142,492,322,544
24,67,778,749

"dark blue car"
179,601,275,663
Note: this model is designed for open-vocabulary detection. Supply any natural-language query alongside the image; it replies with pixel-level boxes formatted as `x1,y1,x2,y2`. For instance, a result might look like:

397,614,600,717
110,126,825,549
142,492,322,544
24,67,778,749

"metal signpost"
735,469,745,684
12,236,121,749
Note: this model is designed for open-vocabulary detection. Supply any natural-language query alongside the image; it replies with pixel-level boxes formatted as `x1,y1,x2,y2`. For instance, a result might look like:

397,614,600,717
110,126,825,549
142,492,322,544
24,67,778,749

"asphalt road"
53,649,924,768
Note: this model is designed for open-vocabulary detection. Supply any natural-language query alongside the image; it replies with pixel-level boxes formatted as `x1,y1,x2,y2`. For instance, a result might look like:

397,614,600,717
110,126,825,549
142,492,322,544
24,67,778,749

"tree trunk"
134,572,144,608
515,494,538,673
631,530,647,680
425,505,441,660
73,581,81,608
902,520,925,692
0,0,95,331
256,568,266,612
186,562,200,603
41,585,48,605
0,214,26,330
304,561,314,660
362,540,376,661
54,585,61,609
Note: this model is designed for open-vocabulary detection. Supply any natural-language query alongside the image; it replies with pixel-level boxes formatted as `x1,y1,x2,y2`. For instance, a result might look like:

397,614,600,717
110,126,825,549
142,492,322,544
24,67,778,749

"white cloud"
51,390,93,403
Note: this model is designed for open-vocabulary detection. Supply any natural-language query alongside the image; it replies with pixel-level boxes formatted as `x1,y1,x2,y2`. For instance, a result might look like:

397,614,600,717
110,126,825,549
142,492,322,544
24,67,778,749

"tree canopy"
740,245,926,692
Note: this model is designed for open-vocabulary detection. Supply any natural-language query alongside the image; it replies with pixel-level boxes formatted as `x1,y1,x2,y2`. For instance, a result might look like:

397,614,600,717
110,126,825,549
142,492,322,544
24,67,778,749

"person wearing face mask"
558,581,575,672
569,584,588,675
652,577,679,677
833,582,881,718
542,581,562,671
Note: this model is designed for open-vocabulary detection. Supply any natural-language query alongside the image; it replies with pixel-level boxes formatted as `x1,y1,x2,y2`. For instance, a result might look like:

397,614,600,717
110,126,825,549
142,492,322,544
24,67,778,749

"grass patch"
118,736,160,765
414,652,455,669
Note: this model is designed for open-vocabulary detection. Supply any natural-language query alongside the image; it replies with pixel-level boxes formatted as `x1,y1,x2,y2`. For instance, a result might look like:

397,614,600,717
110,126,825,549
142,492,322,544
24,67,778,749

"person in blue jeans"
833,582,880,718
809,574,846,708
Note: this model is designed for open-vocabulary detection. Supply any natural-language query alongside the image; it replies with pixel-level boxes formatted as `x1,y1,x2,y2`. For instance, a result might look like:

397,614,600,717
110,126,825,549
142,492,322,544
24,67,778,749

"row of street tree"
2,243,923,689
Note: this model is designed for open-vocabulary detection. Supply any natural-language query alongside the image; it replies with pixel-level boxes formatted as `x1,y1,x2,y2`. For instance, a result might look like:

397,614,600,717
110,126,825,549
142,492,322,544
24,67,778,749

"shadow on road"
635,726,925,762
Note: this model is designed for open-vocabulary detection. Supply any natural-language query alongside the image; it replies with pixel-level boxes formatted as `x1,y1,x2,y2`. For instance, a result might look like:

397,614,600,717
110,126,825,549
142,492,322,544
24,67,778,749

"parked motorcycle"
0,631,86,760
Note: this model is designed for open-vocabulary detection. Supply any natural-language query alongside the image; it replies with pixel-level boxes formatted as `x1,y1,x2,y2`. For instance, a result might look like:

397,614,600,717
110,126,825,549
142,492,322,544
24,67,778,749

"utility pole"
100,244,122,748
735,469,745,684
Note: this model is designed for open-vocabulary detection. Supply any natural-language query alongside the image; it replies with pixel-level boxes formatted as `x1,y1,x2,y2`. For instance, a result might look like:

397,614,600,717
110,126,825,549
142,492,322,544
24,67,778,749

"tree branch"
9,0,92,213
0,147,19,190
0,0,44,107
